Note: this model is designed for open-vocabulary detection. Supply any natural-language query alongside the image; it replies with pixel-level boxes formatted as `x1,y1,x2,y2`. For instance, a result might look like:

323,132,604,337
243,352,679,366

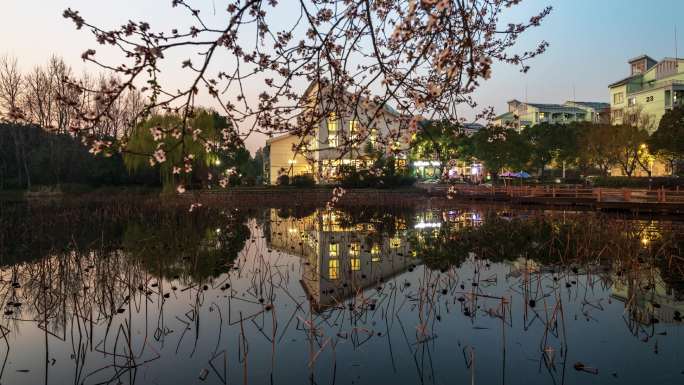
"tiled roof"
628,54,657,64
494,111,515,120
609,74,641,88
265,133,294,144
462,123,484,130
565,101,610,110
526,103,586,113
526,103,564,109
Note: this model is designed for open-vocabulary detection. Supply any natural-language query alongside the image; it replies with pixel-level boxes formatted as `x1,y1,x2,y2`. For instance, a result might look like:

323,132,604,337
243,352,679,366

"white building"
264,81,410,184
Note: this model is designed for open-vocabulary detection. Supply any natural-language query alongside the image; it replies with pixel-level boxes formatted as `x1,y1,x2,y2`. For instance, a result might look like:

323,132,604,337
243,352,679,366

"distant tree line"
411,106,684,180
0,55,262,191
0,123,160,189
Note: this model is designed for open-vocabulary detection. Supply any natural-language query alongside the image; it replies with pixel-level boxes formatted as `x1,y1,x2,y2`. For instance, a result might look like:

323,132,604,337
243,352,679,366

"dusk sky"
2,0,683,152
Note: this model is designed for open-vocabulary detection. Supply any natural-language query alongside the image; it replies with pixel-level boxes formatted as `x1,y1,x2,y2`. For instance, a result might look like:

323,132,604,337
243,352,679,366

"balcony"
628,79,684,94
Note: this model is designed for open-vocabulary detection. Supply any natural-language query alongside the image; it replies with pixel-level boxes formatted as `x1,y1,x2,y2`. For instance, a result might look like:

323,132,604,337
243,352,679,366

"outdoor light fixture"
414,222,441,229
215,159,221,166
413,161,441,167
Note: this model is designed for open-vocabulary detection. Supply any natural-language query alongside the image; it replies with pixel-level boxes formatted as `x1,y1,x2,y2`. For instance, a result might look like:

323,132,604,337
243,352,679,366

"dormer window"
631,62,645,75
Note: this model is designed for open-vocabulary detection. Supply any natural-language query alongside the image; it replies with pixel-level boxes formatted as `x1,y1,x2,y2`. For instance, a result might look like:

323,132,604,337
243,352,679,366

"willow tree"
125,109,238,191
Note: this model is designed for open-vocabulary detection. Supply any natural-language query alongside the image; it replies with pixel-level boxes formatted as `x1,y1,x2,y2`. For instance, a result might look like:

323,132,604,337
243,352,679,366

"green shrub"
241,175,257,186
339,169,416,189
276,174,290,186
291,174,316,187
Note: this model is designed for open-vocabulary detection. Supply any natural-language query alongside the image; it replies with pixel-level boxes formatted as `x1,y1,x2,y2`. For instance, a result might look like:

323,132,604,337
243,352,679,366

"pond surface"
1,200,684,385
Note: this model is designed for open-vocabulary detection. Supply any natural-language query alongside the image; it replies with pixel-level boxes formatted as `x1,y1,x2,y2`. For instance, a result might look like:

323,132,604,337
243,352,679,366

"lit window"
351,258,361,271
369,128,378,148
371,244,381,262
539,112,545,119
349,120,359,144
349,243,360,257
329,243,339,258
327,113,338,147
390,237,401,249
328,259,339,280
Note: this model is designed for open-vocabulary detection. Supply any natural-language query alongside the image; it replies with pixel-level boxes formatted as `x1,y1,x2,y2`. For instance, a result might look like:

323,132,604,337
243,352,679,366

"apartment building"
494,99,609,130
609,55,684,131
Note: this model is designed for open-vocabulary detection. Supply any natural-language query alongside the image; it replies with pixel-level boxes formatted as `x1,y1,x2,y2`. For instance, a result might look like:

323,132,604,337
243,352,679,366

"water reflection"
266,209,415,311
0,201,683,384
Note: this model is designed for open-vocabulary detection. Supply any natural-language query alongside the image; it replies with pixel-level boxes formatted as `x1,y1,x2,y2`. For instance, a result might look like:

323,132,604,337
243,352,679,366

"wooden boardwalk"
426,184,684,214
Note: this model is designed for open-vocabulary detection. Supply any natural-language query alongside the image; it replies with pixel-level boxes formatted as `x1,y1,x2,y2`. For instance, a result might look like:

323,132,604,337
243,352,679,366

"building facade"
609,55,684,131
264,81,411,184
494,99,609,130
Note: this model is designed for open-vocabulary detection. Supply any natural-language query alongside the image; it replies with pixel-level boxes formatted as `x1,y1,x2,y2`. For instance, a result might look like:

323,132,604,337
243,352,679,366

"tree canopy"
58,1,551,191
124,109,241,190
650,106,684,174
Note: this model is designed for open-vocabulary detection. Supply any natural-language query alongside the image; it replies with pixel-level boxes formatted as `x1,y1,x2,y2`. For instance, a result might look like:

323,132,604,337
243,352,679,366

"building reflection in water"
609,221,684,326
265,208,491,311
266,209,416,311
611,264,684,326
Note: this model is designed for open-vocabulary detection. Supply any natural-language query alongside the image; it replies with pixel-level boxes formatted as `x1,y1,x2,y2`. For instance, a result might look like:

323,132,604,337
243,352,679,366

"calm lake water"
1,200,683,385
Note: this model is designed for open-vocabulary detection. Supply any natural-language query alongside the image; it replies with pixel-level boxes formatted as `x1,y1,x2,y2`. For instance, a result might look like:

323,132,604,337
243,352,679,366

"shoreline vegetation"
3,184,684,216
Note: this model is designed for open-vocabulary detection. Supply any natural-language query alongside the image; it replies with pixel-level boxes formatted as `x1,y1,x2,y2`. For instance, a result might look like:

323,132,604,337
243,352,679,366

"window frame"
327,112,338,147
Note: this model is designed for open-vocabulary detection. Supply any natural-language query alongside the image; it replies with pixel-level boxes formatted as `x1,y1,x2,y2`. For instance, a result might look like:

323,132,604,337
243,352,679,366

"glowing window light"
414,222,442,229
349,120,359,143
350,258,361,271
349,243,360,257
371,244,381,262
327,112,338,147
329,243,339,258
328,259,339,280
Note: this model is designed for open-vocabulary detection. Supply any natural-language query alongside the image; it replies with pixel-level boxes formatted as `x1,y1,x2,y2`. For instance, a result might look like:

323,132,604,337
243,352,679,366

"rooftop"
494,111,516,120
265,133,294,145
609,74,640,88
564,101,610,110
628,54,657,64
525,103,586,113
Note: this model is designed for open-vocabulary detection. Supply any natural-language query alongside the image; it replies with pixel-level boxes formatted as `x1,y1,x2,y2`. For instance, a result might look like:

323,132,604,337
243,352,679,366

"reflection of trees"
0,200,125,264
275,206,317,220
413,213,669,268
121,211,249,282
337,206,415,240
1,200,250,282
0,200,251,383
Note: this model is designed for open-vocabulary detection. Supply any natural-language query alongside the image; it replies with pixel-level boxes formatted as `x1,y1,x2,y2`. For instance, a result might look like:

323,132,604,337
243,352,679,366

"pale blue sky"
2,0,683,151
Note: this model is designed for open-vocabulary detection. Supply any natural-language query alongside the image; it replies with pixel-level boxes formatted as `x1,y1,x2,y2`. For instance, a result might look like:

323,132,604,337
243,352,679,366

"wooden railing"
436,184,684,204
